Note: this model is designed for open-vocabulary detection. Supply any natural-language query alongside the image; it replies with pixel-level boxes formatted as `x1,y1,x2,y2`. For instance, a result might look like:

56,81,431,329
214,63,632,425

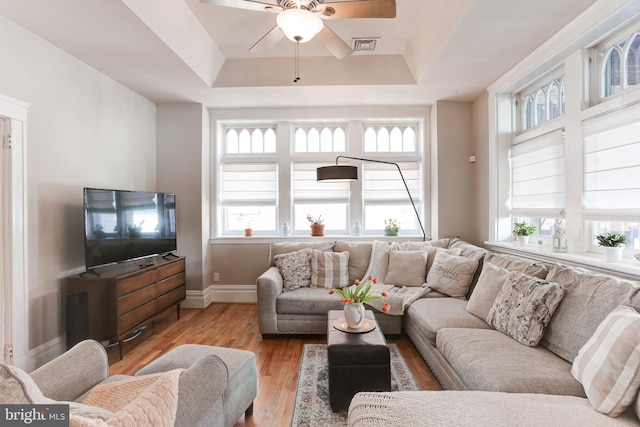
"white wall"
0,15,156,365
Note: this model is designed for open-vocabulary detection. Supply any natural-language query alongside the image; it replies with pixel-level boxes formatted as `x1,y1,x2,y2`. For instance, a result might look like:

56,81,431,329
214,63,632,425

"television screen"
83,188,177,269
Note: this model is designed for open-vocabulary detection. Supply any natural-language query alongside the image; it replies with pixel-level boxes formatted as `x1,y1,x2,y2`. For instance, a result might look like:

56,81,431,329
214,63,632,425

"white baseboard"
15,336,65,372
182,284,257,308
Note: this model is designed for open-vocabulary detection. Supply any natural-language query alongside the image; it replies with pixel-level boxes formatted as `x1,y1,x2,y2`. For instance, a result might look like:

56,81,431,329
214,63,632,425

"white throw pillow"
426,251,479,298
571,305,640,417
310,250,350,289
466,262,511,321
384,250,428,287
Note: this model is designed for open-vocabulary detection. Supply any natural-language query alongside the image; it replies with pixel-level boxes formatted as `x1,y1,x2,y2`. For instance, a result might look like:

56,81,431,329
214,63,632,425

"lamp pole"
335,155,426,241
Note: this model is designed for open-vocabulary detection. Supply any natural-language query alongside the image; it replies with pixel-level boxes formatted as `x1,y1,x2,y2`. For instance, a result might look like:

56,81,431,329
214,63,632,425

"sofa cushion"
446,239,489,296
277,287,345,314
404,298,491,347
78,369,182,427
541,264,640,362
486,271,565,347
571,305,640,417
0,363,50,404
436,328,585,396
466,262,511,321
349,391,640,427
385,250,428,287
426,251,479,299
333,241,372,284
484,252,548,279
311,250,350,288
273,248,313,291
269,241,334,266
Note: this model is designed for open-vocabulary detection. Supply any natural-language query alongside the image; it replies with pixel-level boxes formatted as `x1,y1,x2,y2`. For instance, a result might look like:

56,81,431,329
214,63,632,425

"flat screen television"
83,188,177,269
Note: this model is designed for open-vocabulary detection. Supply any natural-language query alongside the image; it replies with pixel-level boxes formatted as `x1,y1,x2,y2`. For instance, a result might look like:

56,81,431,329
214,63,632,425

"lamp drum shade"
317,165,358,181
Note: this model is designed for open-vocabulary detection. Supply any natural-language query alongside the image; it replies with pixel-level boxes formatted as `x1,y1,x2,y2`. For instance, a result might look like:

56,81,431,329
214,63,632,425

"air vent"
352,38,380,52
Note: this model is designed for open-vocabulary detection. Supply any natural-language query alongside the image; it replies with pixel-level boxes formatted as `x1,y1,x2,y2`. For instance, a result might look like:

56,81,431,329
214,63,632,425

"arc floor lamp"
316,155,426,241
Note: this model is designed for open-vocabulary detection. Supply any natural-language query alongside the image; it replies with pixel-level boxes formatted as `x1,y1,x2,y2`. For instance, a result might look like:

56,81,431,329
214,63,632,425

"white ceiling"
0,0,598,108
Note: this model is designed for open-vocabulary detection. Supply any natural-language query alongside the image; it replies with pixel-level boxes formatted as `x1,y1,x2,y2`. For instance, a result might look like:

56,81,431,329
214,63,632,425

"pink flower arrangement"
326,274,391,313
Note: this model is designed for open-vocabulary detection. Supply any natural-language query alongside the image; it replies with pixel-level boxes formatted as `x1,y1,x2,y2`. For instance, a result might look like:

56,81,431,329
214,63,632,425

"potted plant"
326,275,390,329
512,221,536,246
384,218,400,236
92,224,106,239
307,214,324,236
595,232,627,262
237,213,252,237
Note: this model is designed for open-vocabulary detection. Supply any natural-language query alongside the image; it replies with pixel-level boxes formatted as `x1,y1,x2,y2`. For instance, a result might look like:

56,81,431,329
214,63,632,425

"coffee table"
327,309,391,412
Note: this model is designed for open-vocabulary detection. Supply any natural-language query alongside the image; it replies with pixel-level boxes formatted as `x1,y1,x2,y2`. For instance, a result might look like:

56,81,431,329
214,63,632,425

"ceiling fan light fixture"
276,8,323,43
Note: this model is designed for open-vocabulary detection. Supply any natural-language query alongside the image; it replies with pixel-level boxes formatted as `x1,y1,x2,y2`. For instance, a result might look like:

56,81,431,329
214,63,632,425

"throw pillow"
571,305,640,417
425,247,461,277
78,369,183,427
466,262,511,321
486,271,565,347
310,250,350,289
425,251,479,298
0,363,51,404
384,250,428,287
273,248,313,291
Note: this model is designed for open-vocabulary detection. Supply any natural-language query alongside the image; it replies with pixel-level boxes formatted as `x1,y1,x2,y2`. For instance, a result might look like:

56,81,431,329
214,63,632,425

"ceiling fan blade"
198,0,277,13
316,25,353,59
249,25,284,53
320,0,396,19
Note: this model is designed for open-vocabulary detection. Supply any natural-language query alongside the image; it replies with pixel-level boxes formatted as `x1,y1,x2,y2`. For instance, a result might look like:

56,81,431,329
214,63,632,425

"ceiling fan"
198,0,396,59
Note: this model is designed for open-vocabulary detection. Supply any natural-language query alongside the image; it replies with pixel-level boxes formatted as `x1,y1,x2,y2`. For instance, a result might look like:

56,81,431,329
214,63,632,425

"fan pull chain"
294,36,301,83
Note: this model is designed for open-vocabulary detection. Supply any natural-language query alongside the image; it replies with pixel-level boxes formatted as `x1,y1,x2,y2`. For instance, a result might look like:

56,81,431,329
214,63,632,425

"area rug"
291,343,419,427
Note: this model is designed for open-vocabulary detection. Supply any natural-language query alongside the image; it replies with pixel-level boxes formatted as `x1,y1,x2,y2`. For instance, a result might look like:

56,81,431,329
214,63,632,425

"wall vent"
352,37,380,52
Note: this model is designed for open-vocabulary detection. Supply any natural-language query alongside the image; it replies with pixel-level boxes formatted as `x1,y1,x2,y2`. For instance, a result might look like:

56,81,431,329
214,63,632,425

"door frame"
0,93,29,366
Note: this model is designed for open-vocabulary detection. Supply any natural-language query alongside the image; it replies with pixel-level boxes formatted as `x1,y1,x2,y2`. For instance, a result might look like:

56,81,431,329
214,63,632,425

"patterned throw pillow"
273,248,313,291
310,250,350,289
425,251,479,298
384,250,428,287
486,271,565,347
571,305,640,417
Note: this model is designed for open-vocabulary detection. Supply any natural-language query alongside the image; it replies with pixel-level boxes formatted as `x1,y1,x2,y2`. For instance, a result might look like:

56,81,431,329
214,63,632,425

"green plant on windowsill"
595,232,627,247
384,218,400,236
512,221,536,237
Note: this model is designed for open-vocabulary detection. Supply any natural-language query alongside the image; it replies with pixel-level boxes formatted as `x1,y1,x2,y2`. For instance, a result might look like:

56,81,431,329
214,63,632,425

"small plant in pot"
307,214,324,237
595,232,627,262
384,218,400,236
512,221,536,246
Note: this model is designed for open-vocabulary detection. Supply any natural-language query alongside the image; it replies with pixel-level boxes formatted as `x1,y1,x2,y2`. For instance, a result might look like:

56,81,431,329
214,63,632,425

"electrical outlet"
213,273,220,282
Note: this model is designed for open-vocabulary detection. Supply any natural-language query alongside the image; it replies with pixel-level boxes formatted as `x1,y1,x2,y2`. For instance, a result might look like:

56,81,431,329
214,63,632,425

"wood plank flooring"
108,303,442,426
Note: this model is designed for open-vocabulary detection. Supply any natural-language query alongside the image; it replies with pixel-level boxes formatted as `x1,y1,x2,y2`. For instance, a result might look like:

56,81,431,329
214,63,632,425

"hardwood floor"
108,303,442,426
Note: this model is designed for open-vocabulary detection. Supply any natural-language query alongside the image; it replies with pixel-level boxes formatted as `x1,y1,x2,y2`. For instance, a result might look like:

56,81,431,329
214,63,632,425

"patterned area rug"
291,343,419,427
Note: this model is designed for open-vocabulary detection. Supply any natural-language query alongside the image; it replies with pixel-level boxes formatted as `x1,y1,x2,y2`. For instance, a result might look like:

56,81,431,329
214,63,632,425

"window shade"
363,162,420,202
583,120,640,210
293,162,349,200
511,130,565,212
221,163,276,202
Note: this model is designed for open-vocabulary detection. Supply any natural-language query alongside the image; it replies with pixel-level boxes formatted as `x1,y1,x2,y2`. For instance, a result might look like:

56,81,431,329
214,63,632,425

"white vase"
344,303,365,329
517,235,529,246
603,246,624,262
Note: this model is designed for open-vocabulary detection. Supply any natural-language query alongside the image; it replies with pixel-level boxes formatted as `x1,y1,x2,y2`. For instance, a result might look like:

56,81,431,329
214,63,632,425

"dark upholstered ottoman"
327,309,391,412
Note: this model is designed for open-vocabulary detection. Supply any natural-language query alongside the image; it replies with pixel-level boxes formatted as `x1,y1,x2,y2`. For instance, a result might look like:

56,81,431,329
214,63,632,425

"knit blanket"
360,240,429,315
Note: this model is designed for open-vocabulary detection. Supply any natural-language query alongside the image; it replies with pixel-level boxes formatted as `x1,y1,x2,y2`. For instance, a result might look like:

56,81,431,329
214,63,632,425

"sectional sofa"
257,237,640,425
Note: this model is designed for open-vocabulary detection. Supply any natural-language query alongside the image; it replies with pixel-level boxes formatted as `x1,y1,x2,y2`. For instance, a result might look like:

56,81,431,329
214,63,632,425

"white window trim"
487,1,640,276
209,106,431,240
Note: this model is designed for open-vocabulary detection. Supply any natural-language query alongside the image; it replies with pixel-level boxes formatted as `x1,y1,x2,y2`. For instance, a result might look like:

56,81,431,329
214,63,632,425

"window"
215,111,426,237
600,30,640,100
519,74,565,131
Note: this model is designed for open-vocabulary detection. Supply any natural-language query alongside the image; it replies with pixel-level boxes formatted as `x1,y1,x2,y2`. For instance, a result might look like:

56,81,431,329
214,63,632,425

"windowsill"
210,235,430,244
485,241,640,281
